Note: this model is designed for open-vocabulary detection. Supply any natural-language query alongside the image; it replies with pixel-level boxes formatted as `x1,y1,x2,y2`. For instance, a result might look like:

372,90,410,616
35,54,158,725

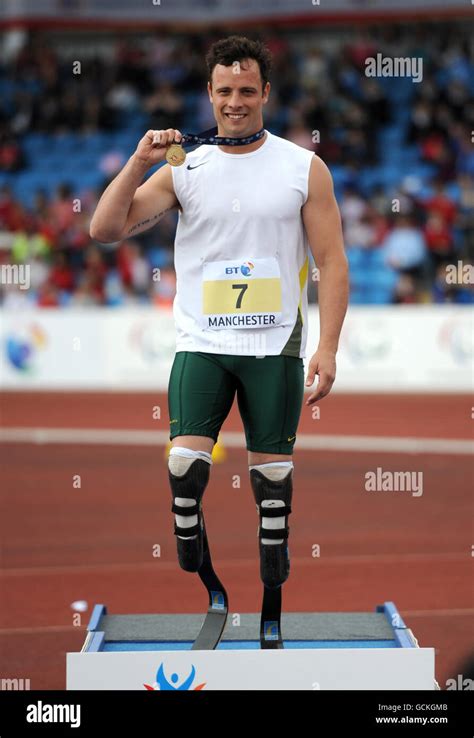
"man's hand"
304,349,336,405
134,128,183,168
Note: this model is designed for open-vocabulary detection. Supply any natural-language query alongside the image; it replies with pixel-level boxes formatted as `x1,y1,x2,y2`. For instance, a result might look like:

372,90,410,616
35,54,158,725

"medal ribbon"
179,126,266,148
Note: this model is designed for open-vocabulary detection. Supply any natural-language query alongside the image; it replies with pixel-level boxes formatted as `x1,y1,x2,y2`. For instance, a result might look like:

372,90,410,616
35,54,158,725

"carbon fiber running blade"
191,527,228,650
260,585,284,649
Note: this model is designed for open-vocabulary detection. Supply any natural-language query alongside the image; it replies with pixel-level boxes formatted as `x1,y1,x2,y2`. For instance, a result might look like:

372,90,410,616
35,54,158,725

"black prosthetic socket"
169,457,210,573
250,468,293,589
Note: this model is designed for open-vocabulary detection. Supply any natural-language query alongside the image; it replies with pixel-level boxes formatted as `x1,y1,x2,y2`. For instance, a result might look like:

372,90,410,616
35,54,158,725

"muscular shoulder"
307,155,335,203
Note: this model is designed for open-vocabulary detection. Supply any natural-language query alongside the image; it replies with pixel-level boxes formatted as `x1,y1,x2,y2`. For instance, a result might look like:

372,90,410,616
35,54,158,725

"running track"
0,392,472,689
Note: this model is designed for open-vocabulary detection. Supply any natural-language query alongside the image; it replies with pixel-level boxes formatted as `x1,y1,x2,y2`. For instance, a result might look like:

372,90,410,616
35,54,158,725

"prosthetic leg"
168,447,228,649
250,461,293,649
168,449,292,650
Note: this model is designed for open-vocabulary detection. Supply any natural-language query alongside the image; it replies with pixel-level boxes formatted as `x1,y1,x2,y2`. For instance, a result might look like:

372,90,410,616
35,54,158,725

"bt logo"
225,261,255,277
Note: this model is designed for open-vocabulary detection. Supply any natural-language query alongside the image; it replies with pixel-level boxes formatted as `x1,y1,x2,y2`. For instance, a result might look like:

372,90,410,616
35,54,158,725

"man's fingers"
305,388,322,405
305,389,326,405
317,377,334,398
151,129,182,147
305,364,318,386
305,373,334,404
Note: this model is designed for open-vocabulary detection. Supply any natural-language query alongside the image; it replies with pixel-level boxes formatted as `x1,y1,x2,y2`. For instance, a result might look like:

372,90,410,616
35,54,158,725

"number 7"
232,283,248,309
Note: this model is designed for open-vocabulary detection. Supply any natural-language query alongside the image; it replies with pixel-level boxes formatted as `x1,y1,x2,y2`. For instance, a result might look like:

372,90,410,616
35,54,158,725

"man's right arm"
89,128,182,244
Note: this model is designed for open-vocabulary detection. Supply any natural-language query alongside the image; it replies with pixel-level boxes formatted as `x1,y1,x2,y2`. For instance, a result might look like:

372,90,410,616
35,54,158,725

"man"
90,36,348,609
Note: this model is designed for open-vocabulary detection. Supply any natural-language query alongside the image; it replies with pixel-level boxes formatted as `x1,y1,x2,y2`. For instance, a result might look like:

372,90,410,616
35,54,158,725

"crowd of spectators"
0,22,472,307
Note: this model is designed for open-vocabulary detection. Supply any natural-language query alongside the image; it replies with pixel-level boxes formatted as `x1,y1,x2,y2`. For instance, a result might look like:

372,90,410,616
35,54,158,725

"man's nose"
227,92,243,108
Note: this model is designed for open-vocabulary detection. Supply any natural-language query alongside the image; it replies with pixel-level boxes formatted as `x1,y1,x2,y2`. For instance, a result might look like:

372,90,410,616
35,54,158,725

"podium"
67,602,436,690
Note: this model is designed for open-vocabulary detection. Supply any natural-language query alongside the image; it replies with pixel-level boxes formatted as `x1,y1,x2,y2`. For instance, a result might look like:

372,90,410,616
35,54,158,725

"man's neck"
216,127,267,155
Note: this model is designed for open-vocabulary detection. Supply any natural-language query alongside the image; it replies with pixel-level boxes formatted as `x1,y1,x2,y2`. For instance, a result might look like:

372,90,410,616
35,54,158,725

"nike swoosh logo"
287,435,296,442
187,163,207,170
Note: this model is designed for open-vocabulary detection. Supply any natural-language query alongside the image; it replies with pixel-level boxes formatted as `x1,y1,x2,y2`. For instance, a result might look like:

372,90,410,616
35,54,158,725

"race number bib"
202,257,282,330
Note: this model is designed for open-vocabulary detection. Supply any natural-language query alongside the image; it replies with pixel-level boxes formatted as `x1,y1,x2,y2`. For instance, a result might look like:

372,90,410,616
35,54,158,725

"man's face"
208,58,270,137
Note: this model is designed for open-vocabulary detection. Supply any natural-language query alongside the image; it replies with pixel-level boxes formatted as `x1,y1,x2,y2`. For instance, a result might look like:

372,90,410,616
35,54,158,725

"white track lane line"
0,427,472,454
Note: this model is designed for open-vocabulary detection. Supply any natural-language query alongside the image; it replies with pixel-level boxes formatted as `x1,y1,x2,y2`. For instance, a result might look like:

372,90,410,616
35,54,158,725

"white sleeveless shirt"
170,130,314,358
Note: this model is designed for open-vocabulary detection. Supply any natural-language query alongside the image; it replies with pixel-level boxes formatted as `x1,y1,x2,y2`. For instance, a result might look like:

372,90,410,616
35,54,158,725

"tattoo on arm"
127,207,173,235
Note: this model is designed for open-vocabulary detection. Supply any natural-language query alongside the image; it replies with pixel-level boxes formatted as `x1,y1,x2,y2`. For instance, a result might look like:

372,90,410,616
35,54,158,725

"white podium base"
67,603,436,691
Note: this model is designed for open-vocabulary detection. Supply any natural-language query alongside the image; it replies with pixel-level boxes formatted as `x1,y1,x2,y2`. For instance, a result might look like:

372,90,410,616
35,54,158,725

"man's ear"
207,81,213,103
262,81,271,105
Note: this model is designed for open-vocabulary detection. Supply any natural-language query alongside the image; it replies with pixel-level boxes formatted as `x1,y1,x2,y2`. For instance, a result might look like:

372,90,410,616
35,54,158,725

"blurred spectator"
99,150,127,178
457,174,474,245
453,125,474,178
393,273,418,304
37,280,60,307
340,185,370,248
106,79,141,113
83,245,107,302
424,212,455,271
49,251,75,294
117,239,150,298
0,22,472,308
0,185,25,230
70,274,103,306
151,267,177,308
286,114,315,150
423,179,456,226
0,134,24,172
143,82,184,130
369,184,393,217
11,215,51,263
49,183,75,236
383,214,427,282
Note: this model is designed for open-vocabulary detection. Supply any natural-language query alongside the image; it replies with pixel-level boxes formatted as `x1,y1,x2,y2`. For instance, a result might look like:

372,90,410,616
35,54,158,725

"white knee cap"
168,446,212,475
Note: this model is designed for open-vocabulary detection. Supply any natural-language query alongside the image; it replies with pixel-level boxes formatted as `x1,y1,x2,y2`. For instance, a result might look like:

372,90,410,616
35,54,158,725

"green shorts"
168,351,305,454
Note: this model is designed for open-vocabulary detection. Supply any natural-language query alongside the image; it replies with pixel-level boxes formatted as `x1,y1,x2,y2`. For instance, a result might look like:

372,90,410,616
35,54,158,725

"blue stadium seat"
366,288,394,304
346,247,365,269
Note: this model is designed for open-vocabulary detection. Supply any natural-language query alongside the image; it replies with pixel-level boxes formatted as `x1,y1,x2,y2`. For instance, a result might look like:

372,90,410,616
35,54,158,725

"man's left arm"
301,155,349,405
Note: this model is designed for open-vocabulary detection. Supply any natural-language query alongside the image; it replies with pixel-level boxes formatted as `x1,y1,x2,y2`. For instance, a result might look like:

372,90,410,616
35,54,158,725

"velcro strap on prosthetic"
258,506,292,518
258,526,290,540
173,522,201,537
171,502,199,516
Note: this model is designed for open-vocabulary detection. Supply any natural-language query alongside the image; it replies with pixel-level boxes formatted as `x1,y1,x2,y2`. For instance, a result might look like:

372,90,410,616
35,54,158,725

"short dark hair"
206,36,272,90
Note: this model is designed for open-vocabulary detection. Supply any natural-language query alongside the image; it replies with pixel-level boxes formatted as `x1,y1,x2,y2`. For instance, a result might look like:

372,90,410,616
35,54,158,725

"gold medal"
166,144,186,167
